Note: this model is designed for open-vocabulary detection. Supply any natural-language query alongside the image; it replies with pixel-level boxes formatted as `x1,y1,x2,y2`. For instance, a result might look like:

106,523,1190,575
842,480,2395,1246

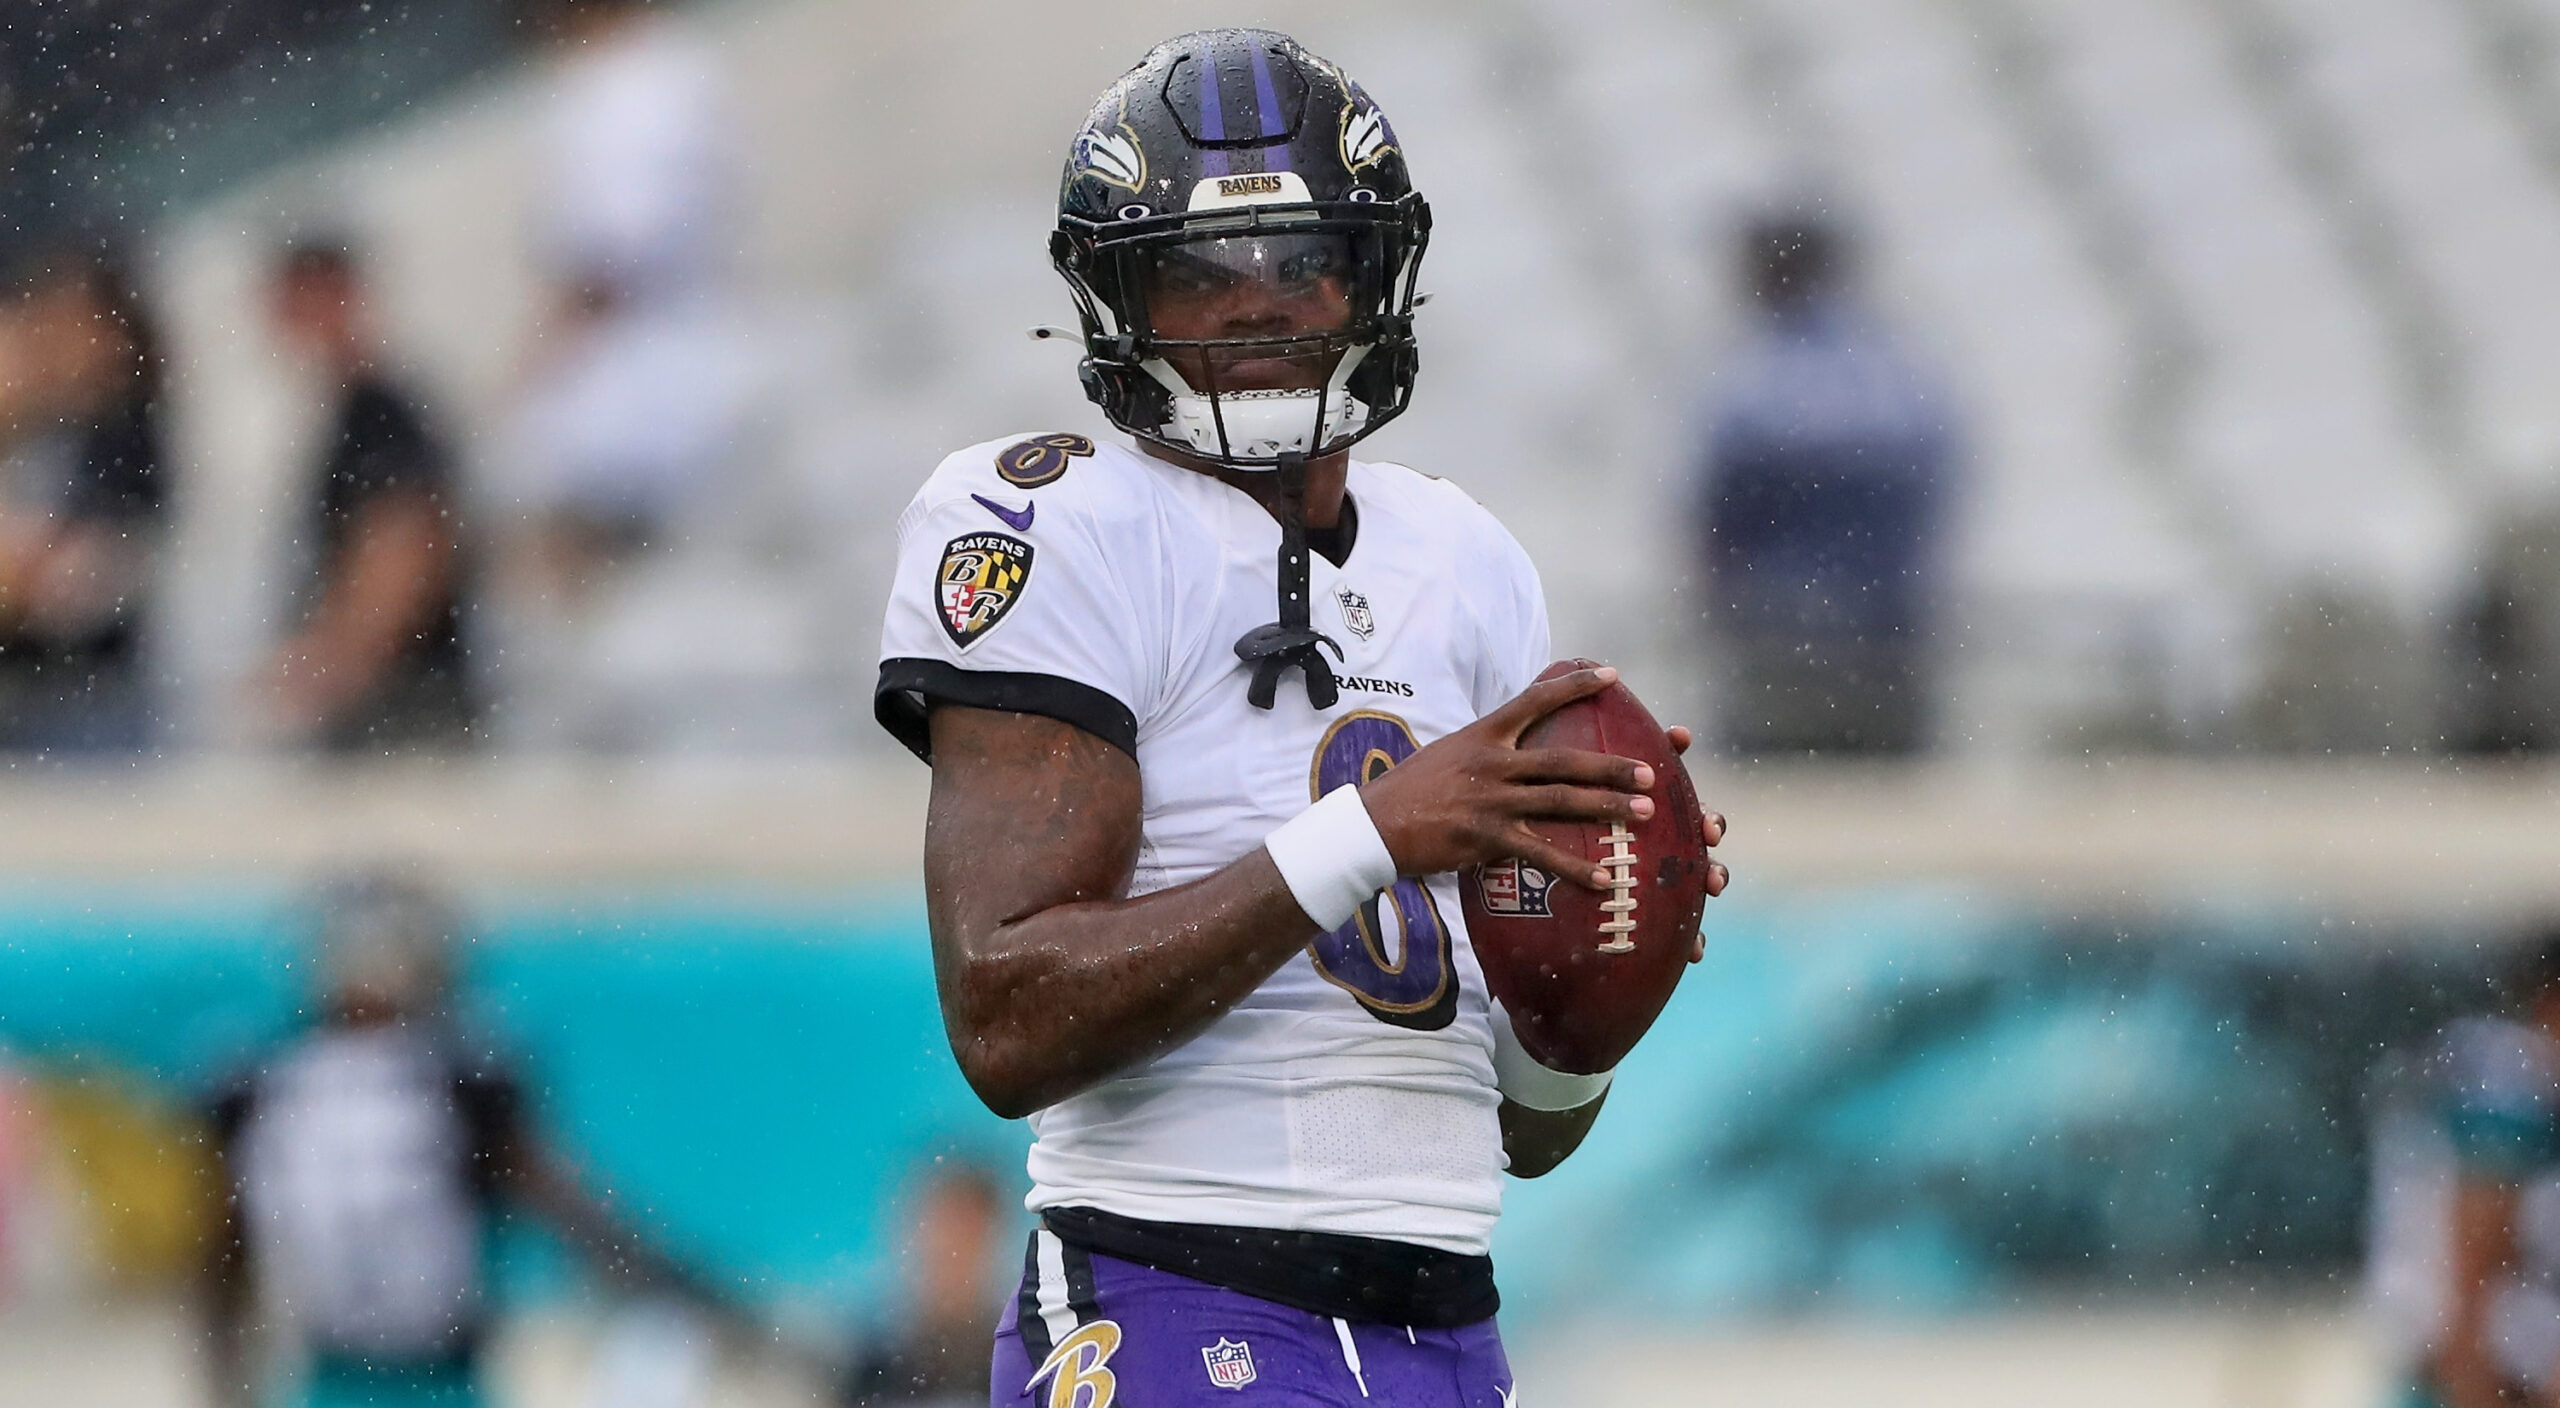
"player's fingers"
1667,725,1694,755
1508,834,1610,890
1487,666,1617,742
1508,747,1651,792
1706,861,1730,898
1513,782,1654,825
1689,931,1706,964
1704,810,1727,847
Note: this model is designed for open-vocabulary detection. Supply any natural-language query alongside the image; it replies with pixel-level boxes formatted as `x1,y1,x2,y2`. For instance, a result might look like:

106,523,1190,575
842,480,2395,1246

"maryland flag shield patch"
937,532,1035,648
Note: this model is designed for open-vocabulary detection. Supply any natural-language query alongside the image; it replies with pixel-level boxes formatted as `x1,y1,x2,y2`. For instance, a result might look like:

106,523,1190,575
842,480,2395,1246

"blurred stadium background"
5,0,2560,1403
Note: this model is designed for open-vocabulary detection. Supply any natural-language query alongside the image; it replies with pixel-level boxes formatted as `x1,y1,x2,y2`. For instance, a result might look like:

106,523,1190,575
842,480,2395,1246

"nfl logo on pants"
1201,1337,1257,1390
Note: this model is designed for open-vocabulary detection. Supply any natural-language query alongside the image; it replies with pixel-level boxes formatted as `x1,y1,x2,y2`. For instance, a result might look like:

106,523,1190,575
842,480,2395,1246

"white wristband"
1490,1001,1614,1111
1262,784,1400,931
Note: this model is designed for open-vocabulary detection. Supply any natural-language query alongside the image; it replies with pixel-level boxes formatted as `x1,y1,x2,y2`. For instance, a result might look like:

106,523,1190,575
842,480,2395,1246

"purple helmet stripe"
1247,38,1290,172
1196,37,1230,177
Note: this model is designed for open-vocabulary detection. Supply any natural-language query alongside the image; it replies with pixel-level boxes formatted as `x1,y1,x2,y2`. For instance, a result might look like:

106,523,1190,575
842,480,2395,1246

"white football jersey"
877,432,1549,1256
232,1027,486,1356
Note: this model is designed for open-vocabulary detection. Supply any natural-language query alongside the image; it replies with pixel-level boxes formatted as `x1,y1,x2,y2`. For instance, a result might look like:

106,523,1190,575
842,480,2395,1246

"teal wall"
0,882,2489,1326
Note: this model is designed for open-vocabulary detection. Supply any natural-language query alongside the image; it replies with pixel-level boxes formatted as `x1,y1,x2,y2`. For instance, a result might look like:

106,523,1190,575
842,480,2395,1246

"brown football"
1462,659,1712,1074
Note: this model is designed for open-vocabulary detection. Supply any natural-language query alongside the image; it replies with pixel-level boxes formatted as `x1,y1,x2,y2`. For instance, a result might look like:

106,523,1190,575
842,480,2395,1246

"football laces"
1597,822,1638,952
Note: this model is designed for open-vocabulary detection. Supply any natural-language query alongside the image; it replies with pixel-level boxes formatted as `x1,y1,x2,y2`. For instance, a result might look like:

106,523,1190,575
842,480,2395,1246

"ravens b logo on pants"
1027,1320,1122,1408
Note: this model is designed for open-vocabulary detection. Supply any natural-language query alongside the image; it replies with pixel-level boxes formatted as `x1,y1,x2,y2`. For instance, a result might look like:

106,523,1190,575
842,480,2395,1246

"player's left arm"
1501,1091,1609,1179
1496,724,1729,1178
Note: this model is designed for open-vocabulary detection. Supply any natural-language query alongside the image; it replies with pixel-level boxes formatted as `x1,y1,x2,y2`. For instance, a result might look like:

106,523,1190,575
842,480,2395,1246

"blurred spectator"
839,1162,1008,1408
1695,212,1958,756
261,239,480,755
530,0,735,310
505,0,750,595
2371,934,2560,1408
2452,507,2560,755
493,0,772,751
202,871,737,1408
0,250,169,754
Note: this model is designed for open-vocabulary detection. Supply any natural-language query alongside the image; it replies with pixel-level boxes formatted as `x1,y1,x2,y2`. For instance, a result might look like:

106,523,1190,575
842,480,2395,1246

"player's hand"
1665,724,1731,963
1359,665,1655,890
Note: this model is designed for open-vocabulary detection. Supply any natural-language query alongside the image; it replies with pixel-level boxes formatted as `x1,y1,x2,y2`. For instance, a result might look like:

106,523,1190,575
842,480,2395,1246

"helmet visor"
1120,229,1388,387
1136,231,1365,315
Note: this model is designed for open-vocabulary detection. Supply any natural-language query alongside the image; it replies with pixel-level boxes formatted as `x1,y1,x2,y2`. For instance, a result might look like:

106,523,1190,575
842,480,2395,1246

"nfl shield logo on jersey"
1201,1337,1257,1390
1334,583,1376,641
937,532,1035,649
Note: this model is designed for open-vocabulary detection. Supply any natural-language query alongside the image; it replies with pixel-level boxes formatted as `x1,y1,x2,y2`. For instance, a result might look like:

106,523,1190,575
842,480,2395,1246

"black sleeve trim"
874,658,1138,763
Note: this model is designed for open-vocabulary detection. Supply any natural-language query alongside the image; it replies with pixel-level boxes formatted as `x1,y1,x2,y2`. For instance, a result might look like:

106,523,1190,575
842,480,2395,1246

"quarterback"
875,30,1727,1407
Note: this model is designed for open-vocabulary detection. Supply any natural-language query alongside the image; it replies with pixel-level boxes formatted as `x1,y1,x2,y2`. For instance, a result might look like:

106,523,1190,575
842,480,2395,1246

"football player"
874,30,1728,1407
201,873,743,1408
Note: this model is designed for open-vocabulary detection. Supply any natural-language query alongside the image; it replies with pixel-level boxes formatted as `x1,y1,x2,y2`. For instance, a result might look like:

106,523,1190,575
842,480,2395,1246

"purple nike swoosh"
971,493,1034,532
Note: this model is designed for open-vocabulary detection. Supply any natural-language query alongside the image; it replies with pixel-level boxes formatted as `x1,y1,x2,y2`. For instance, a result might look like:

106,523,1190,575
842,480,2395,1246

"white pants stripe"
1033,1229,1078,1349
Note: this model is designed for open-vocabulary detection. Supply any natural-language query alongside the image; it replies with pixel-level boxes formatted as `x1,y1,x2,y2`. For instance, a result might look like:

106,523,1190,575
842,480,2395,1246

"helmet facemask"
1055,198,1428,470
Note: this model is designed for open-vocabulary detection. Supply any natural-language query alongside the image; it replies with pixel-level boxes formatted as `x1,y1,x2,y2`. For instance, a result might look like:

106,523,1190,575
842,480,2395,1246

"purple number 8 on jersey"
1306,711,1459,1031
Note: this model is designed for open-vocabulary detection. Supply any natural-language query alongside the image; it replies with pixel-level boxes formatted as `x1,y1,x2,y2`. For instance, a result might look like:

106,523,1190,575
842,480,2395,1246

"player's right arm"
923,667,1650,1120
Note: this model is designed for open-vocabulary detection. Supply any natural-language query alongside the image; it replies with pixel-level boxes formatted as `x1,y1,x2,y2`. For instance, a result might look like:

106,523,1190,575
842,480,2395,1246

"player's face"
1138,231,1359,393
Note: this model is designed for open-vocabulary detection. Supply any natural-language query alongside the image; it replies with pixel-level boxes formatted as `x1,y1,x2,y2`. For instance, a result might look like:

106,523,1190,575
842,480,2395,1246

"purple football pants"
991,1228,1515,1407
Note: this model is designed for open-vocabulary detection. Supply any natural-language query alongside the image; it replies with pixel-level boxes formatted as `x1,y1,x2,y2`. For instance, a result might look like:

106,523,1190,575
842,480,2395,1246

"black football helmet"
1052,30,1430,470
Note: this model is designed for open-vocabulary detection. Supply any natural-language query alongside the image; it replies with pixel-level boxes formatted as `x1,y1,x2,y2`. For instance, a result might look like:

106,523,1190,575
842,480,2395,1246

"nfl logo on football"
1201,1337,1257,1390
1477,858,1555,917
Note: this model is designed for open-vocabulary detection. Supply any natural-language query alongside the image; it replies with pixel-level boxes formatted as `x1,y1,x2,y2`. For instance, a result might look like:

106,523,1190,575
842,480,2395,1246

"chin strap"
1233,451,1343,711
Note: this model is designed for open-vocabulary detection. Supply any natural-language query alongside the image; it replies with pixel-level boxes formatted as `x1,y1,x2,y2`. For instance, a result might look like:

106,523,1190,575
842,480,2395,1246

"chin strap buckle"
1234,451,1343,711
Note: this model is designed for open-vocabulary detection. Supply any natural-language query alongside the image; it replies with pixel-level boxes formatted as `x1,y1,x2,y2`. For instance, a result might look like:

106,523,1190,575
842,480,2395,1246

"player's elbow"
939,946,1106,1118
942,995,1052,1120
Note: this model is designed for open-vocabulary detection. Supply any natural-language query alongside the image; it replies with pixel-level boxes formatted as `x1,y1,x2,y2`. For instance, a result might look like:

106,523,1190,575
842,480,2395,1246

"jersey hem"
874,657,1140,761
